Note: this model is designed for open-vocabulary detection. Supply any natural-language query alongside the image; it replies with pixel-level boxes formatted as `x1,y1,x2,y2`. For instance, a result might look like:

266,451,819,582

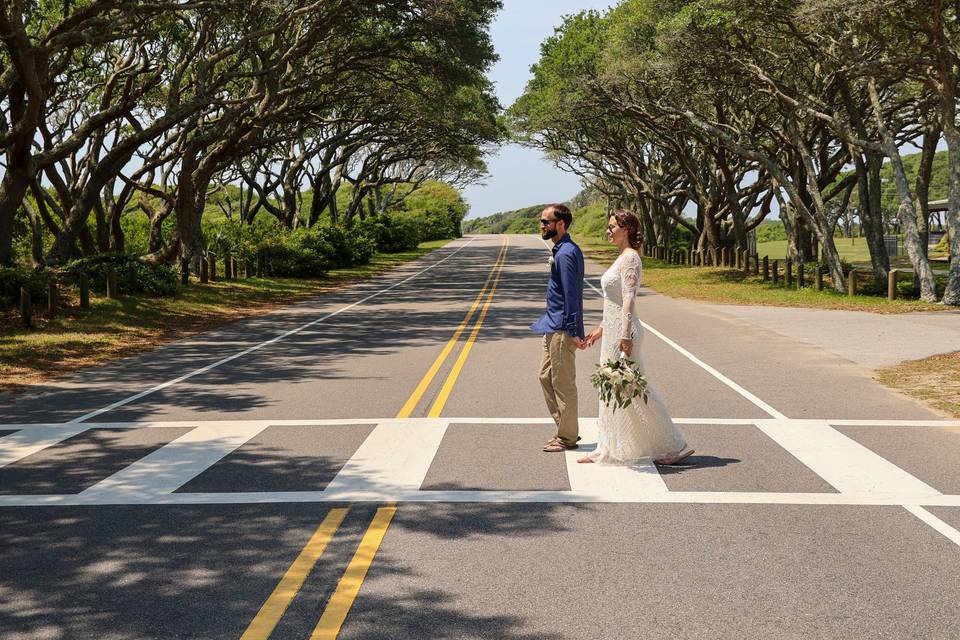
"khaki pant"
539,332,579,445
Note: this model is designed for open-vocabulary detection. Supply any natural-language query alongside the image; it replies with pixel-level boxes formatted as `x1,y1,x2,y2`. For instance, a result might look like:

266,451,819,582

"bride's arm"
618,253,640,356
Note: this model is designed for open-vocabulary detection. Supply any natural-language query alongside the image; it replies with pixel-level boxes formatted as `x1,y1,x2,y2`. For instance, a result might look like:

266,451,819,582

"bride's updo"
611,209,644,250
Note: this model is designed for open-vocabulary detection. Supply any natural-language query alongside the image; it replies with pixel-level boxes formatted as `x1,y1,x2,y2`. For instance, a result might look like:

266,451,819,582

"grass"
572,232,947,313
757,236,950,269
876,352,960,418
758,237,874,264
0,239,451,393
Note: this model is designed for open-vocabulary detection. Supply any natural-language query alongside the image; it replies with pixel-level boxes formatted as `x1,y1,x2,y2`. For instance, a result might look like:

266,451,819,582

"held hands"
582,327,602,349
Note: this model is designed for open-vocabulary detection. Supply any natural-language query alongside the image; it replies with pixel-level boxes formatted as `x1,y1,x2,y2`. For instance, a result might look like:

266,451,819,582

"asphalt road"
1,234,959,639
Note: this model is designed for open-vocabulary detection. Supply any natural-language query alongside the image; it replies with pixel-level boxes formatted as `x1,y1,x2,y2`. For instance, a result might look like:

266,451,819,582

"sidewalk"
701,304,960,368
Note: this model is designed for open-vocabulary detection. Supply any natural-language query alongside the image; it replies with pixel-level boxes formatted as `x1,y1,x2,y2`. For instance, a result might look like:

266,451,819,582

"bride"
579,209,694,466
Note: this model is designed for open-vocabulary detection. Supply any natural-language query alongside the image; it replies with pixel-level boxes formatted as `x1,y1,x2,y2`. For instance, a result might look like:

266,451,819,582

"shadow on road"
0,244,575,423
656,455,741,474
0,500,593,639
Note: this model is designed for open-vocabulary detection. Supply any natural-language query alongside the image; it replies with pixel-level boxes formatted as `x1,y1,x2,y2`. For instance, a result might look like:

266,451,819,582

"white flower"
548,256,555,268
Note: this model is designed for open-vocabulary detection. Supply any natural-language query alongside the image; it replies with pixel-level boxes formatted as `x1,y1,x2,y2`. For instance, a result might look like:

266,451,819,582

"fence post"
224,252,232,279
815,267,823,291
257,252,265,277
888,268,898,301
79,273,90,308
209,254,217,281
200,257,209,284
20,288,32,328
785,259,793,287
797,262,805,288
848,269,857,296
752,253,759,276
180,258,189,286
106,267,118,299
772,260,779,284
47,280,57,317
233,258,240,278
762,256,769,281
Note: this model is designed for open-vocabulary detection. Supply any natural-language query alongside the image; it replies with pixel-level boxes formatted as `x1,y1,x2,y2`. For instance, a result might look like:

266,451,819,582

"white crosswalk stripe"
0,416,958,508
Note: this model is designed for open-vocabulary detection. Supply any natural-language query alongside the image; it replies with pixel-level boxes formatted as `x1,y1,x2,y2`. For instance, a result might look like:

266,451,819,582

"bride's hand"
619,338,633,357
585,326,602,347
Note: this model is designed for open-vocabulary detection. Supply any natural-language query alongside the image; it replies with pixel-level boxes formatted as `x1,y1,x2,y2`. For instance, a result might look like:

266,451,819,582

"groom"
531,204,585,453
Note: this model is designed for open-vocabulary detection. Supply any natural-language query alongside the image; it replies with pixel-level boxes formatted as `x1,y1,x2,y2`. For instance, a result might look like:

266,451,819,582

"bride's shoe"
655,448,695,465
577,455,595,464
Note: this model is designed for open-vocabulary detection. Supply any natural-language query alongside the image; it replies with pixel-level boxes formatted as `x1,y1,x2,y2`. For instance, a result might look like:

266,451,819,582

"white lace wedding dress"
587,250,688,464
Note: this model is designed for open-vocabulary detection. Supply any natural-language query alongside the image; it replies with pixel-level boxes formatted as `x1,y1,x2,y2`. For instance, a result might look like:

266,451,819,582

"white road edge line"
903,505,960,548
541,238,787,420
68,237,479,424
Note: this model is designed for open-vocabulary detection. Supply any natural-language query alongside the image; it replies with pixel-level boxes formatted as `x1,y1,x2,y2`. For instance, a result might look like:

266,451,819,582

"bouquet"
590,354,649,412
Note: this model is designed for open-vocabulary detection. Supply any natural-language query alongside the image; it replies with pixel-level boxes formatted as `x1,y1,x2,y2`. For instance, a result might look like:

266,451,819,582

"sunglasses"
540,218,557,226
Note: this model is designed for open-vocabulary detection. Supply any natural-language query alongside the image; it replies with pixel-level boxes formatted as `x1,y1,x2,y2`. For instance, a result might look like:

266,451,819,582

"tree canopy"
510,0,960,303
0,0,505,268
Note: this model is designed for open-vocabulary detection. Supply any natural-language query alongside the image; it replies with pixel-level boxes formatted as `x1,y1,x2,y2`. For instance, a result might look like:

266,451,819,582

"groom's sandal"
543,437,578,452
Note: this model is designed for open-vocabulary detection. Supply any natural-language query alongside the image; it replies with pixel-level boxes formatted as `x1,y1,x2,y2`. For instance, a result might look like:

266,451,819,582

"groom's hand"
572,336,587,349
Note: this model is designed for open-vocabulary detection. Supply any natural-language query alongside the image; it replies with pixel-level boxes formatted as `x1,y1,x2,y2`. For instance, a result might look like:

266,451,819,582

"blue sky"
462,1,614,220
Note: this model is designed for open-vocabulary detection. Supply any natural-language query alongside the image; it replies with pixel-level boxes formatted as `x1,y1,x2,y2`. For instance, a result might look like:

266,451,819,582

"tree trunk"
22,199,45,268
940,98,960,304
0,170,28,266
173,145,206,263
860,152,890,281
866,81,937,301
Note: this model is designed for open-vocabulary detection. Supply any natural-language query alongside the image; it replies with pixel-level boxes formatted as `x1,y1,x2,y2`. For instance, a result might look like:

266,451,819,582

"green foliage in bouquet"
590,356,649,412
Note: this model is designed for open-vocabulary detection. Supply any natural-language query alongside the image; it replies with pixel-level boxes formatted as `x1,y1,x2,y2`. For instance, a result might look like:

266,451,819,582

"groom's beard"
541,228,558,240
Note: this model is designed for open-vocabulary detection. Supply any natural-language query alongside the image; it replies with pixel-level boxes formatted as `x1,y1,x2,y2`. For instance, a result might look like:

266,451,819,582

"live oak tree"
1,0,503,266
511,0,960,302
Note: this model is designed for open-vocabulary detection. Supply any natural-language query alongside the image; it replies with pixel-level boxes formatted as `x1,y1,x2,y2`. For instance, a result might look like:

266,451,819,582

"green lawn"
757,237,874,263
0,239,451,392
757,236,950,270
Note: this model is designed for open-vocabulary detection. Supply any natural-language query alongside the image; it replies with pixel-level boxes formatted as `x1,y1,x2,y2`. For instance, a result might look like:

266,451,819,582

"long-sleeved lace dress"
587,250,689,463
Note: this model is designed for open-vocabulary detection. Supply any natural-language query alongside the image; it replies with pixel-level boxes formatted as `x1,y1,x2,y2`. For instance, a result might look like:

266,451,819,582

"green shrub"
402,182,468,239
756,222,787,242
0,267,50,308
63,253,179,296
370,214,422,253
261,230,333,278
346,227,377,264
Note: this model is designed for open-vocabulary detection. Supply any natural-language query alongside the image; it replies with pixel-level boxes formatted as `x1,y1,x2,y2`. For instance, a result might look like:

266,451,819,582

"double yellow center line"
241,506,397,640
396,237,509,419
243,240,509,639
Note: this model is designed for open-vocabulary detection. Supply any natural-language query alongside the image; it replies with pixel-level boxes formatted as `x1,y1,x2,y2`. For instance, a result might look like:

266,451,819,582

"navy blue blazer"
530,235,585,339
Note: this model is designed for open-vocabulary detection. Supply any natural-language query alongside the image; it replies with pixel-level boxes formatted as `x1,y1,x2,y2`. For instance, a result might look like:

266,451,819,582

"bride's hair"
611,209,644,250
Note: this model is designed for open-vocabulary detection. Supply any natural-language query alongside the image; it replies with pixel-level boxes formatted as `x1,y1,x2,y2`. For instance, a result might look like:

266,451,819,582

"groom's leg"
539,333,562,427
550,332,580,446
